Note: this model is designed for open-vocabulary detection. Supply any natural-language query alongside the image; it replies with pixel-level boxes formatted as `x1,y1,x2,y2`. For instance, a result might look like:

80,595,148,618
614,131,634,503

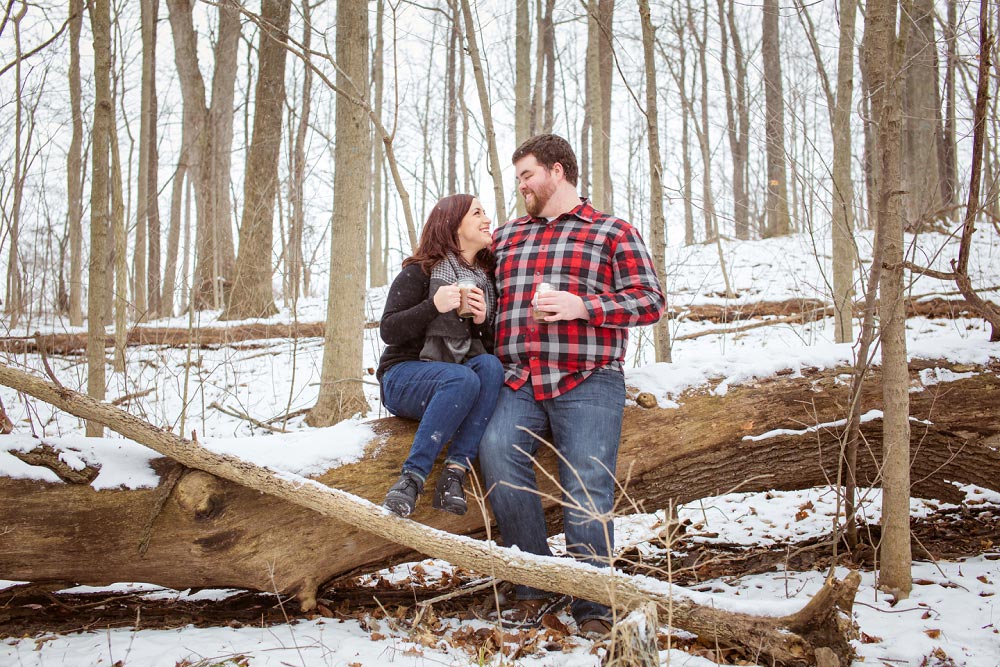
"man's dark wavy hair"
511,134,579,187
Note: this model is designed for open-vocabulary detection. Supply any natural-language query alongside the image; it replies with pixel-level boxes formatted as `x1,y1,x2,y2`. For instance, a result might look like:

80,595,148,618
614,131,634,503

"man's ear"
551,161,564,180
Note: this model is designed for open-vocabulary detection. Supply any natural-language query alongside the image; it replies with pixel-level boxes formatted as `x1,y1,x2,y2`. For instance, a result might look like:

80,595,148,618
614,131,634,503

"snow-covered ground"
2,229,999,665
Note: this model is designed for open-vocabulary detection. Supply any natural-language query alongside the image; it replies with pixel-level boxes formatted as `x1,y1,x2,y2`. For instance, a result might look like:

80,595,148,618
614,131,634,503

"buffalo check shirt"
491,198,665,400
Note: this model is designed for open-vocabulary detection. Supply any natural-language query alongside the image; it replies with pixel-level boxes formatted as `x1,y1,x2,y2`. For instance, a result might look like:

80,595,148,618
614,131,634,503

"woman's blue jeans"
380,354,504,481
478,367,625,624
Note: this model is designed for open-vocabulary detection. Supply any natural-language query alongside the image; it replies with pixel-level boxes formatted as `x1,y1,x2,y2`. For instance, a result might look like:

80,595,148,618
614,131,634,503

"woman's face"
456,198,493,254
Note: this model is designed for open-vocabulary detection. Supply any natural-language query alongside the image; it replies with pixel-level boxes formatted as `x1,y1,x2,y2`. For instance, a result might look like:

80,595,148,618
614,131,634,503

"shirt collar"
516,197,597,225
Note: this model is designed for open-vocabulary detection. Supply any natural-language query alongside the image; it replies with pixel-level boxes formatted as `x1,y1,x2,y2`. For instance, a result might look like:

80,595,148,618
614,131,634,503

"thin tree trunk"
458,0,507,223
443,0,458,196
223,0,291,320
902,0,942,231
665,11,695,246
866,0,912,599
307,0,371,427
585,0,606,211
290,0,313,300
598,0,614,212
541,0,555,133
145,0,161,319
762,0,791,237
941,0,958,216
690,2,717,241
515,0,530,217
832,0,857,344
726,0,750,239
638,0,671,364
68,0,84,327
110,124,127,373
5,2,26,329
369,0,386,288
87,0,112,437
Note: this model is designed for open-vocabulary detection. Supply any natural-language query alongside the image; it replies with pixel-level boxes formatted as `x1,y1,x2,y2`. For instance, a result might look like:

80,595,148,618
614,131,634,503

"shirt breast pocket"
559,231,613,289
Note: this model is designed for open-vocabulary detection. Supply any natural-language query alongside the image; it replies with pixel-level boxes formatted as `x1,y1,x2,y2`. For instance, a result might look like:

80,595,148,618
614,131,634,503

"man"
480,134,665,636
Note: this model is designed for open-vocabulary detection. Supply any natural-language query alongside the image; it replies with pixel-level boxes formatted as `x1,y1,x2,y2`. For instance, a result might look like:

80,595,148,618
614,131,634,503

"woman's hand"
433,284,462,313
466,287,488,324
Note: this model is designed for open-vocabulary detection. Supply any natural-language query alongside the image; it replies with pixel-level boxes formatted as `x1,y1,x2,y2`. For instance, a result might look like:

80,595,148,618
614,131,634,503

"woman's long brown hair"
402,194,495,274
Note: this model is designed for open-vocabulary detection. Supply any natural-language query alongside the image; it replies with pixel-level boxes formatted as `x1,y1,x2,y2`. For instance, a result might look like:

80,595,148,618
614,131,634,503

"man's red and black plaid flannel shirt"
491,199,665,400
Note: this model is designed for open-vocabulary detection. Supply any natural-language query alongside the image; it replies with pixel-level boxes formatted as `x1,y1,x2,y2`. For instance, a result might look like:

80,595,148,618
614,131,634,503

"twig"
110,387,156,406
206,401,288,433
33,331,63,389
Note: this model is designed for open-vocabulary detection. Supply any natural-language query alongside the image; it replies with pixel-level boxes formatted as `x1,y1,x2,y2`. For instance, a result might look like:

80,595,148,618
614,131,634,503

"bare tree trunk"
541,0,555,133
110,124,127,373
458,0,507,223
902,0,942,231
307,0,371,427
832,0,857,344
716,0,748,241
666,10,695,246
166,0,240,311
5,2,27,329
443,0,459,196
87,0,112,437
144,0,162,319
223,0,292,321
133,0,155,319
598,0,614,212
727,0,750,239
638,0,671,364
369,0,386,288
859,38,878,232
762,0,791,237
515,0,530,217
865,0,912,599
68,0,84,327
585,0,606,211
941,0,958,217
690,2,717,241
290,0,313,299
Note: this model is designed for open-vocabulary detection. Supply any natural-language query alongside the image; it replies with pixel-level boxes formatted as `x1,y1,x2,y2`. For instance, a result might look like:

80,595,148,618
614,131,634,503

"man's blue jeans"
381,355,504,480
478,368,625,624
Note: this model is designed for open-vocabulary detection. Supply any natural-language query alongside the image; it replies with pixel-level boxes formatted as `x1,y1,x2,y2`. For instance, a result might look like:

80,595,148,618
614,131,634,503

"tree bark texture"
902,0,943,230
86,0,112,437
307,0,371,427
638,0,671,364
165,0,240,310
762,0,791,237
67,0,84,328
866,0,912,598
24,362,1000,663
222,0,291,320
831,0,857,344
458,0,507,224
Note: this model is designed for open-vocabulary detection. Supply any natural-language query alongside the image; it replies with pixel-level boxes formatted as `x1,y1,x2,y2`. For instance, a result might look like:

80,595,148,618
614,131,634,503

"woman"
376,194,503,518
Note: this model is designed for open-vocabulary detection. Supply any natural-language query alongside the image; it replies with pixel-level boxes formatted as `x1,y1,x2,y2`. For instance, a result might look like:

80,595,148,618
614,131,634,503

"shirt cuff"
581,294,605,326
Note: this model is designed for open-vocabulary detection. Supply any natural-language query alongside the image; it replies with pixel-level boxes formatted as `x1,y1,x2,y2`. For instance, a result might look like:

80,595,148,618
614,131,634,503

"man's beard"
524,179,556,217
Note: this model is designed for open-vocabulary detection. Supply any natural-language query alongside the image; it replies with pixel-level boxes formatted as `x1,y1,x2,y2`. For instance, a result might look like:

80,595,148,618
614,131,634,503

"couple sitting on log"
375,134,665,636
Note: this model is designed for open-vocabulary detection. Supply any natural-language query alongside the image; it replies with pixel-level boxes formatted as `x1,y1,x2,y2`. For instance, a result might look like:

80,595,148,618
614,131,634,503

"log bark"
2,360,999,663
3,295,991,355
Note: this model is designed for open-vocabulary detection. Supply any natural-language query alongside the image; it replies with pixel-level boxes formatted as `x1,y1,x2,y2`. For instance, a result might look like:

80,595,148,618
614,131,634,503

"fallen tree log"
2,359,999,663
1,296,987,354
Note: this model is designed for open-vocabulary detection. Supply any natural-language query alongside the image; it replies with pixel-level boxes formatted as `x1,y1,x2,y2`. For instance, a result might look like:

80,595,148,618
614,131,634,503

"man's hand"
534,289,589,321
